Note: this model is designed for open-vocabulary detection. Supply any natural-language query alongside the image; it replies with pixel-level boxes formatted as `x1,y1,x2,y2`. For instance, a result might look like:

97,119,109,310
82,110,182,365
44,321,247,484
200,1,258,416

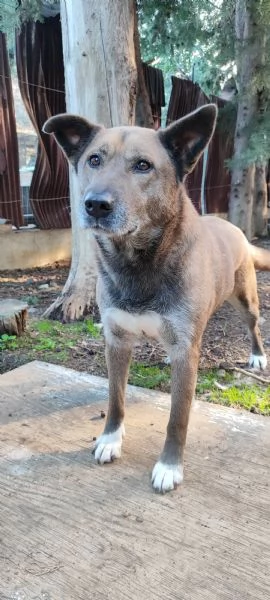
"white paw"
151,461,183,493
94,424,125,464
248,353,267,370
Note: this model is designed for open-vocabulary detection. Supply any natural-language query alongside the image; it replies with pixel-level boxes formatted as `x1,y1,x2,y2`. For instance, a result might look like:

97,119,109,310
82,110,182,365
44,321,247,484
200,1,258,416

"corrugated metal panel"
206,95,233,214
0,32,24,228
166,77,207,212
166,77,233,214
166,76,207,123
16,16,70,229
142,63,165,128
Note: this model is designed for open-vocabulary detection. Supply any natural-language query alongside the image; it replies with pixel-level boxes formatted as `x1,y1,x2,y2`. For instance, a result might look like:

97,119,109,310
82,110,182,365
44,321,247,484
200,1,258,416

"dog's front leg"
152,342,200,493
94,340,132,464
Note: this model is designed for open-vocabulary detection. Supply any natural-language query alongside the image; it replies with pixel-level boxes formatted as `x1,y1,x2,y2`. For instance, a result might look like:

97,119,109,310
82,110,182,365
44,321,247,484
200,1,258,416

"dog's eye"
88,154,101,168
134,160,152,172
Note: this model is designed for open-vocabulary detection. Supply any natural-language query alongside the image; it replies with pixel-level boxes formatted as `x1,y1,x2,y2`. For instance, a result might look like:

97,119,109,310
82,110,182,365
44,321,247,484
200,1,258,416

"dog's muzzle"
84,191,113,220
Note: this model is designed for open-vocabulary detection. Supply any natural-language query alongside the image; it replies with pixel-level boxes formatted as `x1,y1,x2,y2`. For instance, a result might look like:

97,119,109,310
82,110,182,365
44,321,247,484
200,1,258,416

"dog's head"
43,105,217,238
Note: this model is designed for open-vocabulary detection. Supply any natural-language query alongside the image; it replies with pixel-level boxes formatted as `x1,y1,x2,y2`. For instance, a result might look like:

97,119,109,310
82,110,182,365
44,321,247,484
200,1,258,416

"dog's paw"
248,353,267,370
151,461,183,493
93,424,125,464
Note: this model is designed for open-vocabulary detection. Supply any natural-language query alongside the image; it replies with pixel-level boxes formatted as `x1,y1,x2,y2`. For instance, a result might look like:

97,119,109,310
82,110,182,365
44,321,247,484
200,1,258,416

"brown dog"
43,105,270,493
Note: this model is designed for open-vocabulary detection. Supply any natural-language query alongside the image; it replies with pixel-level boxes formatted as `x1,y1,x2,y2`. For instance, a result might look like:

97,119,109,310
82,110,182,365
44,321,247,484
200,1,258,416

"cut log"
0,299,28,336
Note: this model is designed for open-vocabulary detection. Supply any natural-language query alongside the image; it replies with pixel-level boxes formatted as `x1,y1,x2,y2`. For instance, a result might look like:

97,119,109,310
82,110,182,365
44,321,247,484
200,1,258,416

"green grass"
84,319,102,338
196,369,235,394
33,318,101,339
209,384,270,415
128,363,270,415
129,363,171,389
0,318,101,362
2,321,269,416
0,334,19,350
22,295,39,306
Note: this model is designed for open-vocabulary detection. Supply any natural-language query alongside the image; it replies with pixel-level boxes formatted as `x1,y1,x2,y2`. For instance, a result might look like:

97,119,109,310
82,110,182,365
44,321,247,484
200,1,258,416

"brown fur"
43,105,270,493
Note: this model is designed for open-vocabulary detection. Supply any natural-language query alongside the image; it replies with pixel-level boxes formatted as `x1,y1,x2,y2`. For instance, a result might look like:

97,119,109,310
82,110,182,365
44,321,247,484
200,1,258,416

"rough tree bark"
0,299,28,336
229,0,269,240
253,161,268,236
45,0,137,321
228,0,257,241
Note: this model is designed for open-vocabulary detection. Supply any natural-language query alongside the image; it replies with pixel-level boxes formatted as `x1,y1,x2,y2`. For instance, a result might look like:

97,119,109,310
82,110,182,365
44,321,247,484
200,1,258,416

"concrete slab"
0,360,269,600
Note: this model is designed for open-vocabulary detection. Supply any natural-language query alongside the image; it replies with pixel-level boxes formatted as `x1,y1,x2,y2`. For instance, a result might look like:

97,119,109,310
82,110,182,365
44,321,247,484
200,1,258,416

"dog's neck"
95,194,199,313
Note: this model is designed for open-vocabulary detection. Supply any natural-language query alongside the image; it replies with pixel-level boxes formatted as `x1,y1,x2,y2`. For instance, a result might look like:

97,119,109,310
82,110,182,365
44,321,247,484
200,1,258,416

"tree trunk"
229,0,268,241
0,299,28,336
253,161,268,237
45,0,137,321
228,0,257,240
252,31,268,238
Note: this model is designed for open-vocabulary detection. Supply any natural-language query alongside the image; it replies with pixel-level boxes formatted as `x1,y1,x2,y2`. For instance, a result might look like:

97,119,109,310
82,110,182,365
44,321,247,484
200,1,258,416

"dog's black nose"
84,193,113,219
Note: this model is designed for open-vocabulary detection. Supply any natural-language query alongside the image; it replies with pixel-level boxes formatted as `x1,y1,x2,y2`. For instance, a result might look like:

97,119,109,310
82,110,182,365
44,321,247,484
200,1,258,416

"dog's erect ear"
159,104,217,179
43,114,101,166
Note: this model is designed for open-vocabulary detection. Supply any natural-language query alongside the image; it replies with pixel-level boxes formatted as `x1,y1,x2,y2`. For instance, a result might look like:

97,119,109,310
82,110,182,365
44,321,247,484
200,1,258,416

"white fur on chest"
103,307,162,341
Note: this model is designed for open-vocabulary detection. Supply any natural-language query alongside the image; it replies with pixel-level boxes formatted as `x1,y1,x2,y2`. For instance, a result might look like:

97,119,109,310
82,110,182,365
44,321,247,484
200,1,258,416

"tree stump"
0,299,28,336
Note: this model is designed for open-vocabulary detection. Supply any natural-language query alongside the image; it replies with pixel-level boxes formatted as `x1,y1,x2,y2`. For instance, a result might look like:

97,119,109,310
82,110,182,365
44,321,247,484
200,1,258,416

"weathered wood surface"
0,361,269,600
0,298,28,336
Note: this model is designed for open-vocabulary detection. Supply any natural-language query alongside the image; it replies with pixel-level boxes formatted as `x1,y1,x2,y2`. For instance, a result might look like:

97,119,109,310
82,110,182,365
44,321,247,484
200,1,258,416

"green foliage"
0,318,101,361
129,363,270,415
138,0,270,169
2,315,269,415
35,319,53,333
0,334,18,350
33,318,101,340
129,363,170,388
84,319,102,338
18,0,44,23
209,385,270,415
22,295,39,306
0,0,43,33
35,337,57,351
229,0,270,167
196,370,234,394
0,0,19,33
197,370,270,415
138,0,235,96
0,0,61,34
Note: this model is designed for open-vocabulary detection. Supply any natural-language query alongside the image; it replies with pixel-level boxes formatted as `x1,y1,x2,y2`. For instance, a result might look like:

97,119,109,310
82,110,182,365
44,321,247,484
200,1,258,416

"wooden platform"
0,361,269,600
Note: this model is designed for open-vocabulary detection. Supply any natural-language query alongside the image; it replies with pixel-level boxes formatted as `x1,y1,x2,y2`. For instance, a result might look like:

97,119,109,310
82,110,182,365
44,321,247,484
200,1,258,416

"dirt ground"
1,240,270,378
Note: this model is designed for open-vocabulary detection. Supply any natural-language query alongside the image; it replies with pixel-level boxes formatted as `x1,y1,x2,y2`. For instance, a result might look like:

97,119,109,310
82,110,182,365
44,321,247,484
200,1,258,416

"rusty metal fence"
166,76,233,214
16,16,70,229
0,31,23,228
1,18,235,230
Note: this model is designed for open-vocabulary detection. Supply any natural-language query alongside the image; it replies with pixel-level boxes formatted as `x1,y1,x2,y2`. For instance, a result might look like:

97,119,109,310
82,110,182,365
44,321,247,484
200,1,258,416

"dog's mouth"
92,220,138,237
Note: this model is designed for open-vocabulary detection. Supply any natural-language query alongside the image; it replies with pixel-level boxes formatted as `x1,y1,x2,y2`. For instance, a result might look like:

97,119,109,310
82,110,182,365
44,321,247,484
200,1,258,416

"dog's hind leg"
93,341,132,464
230,264,267,370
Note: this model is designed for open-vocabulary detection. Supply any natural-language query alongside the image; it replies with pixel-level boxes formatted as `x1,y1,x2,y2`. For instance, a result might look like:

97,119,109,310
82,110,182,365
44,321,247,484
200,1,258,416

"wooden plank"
0,361,269,600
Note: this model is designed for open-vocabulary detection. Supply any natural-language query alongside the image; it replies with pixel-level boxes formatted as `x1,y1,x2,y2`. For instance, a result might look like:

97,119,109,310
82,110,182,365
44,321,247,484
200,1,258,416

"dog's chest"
103,307,162,340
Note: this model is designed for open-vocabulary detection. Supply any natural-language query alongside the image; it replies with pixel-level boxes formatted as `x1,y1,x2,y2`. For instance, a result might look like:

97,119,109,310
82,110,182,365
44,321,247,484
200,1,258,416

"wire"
0,73,204,116
0,184,232,206
1,73,65,95
0,197,70,204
